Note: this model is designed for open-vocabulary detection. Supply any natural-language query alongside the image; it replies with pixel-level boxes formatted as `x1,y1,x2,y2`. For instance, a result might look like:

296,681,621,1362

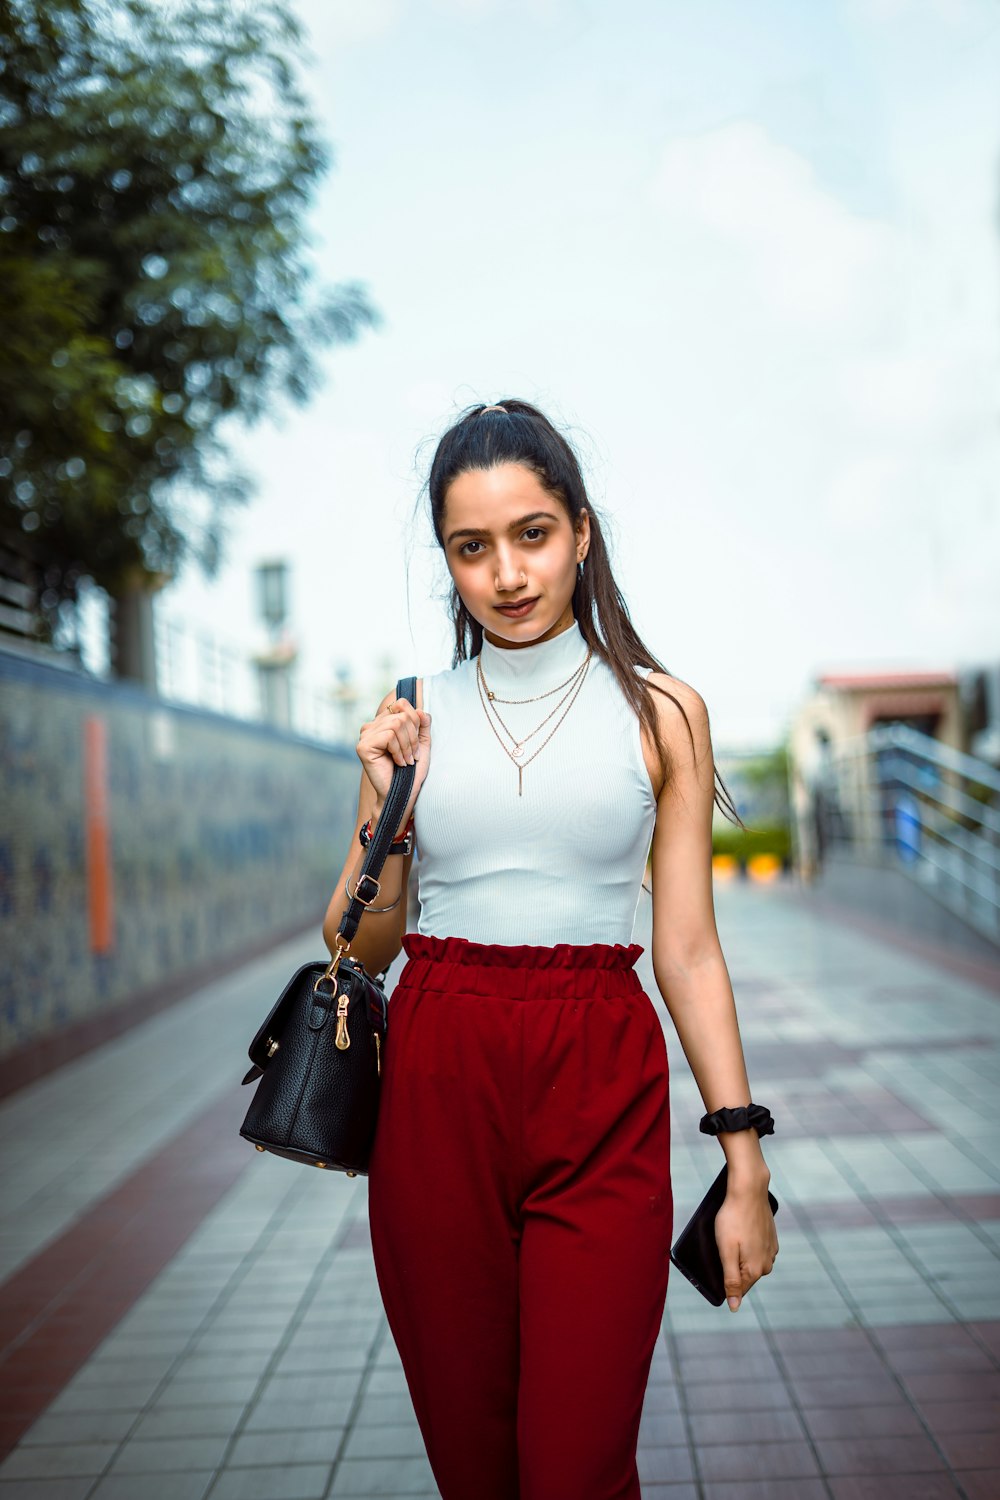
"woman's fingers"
374,703,415,764
391,723,411,763
355,699,429,816
397,719,429,763
358,700,430,793
714,1182,781,1312
721,1241,778,1309
393,703,416,756
387,702,422,760
719,1240,746,1311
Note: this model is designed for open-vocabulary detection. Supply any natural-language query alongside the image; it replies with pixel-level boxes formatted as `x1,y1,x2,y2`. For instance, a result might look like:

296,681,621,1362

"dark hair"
421,396,746,831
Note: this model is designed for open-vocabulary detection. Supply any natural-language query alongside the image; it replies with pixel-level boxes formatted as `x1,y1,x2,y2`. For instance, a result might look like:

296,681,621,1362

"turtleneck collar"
477,617,588,686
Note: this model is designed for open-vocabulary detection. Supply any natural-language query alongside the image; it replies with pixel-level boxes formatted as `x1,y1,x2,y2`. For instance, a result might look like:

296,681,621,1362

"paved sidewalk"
1,881,999,1498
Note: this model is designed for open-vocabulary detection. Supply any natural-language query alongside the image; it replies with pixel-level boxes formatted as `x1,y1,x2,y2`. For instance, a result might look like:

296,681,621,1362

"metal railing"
154,610,370,746
815,724,1000,945
0,579,380,749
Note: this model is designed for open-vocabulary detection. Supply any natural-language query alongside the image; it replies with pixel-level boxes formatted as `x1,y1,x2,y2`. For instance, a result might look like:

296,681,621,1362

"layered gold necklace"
476,638,593,796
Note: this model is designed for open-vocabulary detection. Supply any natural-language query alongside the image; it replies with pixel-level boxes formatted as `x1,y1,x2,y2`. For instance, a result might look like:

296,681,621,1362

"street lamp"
252,559,298,730
256,560,288,641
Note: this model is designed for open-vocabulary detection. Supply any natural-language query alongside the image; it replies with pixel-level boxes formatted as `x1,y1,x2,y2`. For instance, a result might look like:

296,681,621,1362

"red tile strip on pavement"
0,1086,253,1459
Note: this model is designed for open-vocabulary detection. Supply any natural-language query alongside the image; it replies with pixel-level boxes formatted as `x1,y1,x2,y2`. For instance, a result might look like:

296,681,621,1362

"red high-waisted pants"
368,932,673,1500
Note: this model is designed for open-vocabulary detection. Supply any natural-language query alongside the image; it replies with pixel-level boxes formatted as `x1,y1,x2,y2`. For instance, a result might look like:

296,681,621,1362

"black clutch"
669,1163,780,1306
238,675,417,1176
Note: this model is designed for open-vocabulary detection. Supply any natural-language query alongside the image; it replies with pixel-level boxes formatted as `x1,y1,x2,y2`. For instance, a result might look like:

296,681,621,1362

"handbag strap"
335,675,417,946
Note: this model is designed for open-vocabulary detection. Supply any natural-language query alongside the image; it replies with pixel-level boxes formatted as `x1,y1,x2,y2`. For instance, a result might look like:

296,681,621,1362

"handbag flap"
243,958,389,1084
246,961,321,1071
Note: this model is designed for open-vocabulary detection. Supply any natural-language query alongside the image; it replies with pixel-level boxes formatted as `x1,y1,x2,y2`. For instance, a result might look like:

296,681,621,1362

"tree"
0,0,379,646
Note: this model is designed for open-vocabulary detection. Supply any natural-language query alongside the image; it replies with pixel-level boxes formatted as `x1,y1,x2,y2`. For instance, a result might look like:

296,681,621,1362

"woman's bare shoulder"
641,671,711,790
645,670,708,722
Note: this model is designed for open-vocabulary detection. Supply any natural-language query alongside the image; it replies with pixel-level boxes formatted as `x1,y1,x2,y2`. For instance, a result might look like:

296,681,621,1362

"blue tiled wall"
0,649,361,1058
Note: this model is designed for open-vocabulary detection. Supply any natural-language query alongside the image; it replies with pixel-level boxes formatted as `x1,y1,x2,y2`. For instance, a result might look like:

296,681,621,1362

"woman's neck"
482,611,578,653
478,616,587,683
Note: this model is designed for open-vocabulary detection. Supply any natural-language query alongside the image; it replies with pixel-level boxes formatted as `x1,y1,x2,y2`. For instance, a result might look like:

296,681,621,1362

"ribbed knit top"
412,618,657,946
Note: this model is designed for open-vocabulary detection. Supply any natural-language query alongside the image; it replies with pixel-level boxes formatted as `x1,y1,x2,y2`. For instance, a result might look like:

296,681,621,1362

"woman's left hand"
714,1175,779,1311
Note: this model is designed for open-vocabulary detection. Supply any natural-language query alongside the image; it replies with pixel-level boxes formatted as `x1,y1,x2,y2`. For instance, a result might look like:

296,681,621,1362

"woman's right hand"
357,691,432,831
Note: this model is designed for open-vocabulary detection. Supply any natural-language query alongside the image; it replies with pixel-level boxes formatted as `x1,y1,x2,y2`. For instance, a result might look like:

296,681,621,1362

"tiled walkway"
1,880,998,1499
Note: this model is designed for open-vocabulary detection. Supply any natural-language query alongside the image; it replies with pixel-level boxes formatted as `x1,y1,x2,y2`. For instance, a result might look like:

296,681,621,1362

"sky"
158,0,1000,749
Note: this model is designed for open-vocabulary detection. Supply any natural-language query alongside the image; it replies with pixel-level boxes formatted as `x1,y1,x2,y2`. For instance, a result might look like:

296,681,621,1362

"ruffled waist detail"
393,932,645,1000
401,931,644,971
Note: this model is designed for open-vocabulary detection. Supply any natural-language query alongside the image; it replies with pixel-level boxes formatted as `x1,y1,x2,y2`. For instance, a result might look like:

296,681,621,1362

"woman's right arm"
321,680,429,976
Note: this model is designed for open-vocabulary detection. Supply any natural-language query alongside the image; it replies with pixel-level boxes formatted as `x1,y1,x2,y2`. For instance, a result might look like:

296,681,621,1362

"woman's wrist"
699,1102,774,1188
369,801,415,844
726,1160,771,1192
720,1132,771,1187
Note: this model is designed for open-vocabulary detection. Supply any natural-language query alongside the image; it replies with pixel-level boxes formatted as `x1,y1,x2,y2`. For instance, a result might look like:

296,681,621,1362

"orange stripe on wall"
83,714,114,954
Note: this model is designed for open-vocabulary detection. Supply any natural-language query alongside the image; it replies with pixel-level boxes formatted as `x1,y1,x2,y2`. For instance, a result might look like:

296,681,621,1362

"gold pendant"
511,742,524,758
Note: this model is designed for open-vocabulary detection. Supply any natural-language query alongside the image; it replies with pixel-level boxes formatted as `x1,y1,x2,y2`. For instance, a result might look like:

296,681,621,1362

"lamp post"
252,559,298,731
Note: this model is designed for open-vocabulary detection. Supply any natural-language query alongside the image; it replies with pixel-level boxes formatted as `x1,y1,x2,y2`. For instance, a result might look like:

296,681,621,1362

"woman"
323,398,779,1500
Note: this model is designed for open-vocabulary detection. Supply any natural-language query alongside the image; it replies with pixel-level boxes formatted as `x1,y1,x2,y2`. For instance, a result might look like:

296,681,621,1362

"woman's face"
442,463,589,649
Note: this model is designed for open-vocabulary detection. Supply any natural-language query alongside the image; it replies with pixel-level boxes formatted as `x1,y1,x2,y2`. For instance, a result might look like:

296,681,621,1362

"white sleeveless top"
412,618,657,946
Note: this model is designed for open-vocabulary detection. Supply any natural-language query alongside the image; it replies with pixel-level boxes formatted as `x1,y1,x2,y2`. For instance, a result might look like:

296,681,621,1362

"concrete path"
1,880,998,1499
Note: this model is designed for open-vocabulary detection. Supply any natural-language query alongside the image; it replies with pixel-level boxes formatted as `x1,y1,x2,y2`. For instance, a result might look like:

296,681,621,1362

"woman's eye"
459,528,546,558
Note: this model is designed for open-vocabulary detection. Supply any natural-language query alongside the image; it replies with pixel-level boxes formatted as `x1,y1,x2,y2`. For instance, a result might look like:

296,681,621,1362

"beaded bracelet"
699,1102,775,1137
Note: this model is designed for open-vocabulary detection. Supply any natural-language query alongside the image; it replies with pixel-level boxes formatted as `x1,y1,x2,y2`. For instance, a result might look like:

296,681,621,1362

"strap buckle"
353,871,381,906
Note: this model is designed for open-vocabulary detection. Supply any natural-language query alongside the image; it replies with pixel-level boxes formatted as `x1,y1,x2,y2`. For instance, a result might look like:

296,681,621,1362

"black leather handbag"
670,1162,780,1306
238,676,417,1176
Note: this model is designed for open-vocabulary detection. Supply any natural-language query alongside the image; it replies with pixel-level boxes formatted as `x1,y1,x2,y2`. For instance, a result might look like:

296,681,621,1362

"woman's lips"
495,597,539,616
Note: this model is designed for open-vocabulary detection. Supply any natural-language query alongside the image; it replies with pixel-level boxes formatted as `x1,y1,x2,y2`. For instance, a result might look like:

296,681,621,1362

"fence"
153,610,366,746
814,723,1000,947
42,582,370,747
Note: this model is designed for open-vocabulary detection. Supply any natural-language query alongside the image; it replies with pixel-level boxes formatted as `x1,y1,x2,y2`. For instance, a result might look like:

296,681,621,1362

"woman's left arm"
645,673,779,1311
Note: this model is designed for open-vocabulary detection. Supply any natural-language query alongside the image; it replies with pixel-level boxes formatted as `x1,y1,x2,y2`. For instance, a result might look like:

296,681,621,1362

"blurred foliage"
738,743,791,798
0,0,379,618
715,744,791,824
711,744,791,861
712,823,792,863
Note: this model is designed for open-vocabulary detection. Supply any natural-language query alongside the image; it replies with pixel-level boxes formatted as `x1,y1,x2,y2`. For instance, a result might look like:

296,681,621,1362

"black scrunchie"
699,1103,775,1137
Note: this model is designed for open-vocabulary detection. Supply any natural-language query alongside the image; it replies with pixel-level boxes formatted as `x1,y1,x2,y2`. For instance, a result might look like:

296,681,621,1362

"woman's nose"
494,554,523,588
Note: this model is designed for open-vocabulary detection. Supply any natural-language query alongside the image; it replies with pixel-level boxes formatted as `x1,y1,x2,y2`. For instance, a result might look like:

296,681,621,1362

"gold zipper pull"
374,1032,381,1075
335,993,351,1050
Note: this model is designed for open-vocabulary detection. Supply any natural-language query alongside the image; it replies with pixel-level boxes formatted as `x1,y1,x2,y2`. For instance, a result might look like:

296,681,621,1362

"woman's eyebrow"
445,511,560,545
